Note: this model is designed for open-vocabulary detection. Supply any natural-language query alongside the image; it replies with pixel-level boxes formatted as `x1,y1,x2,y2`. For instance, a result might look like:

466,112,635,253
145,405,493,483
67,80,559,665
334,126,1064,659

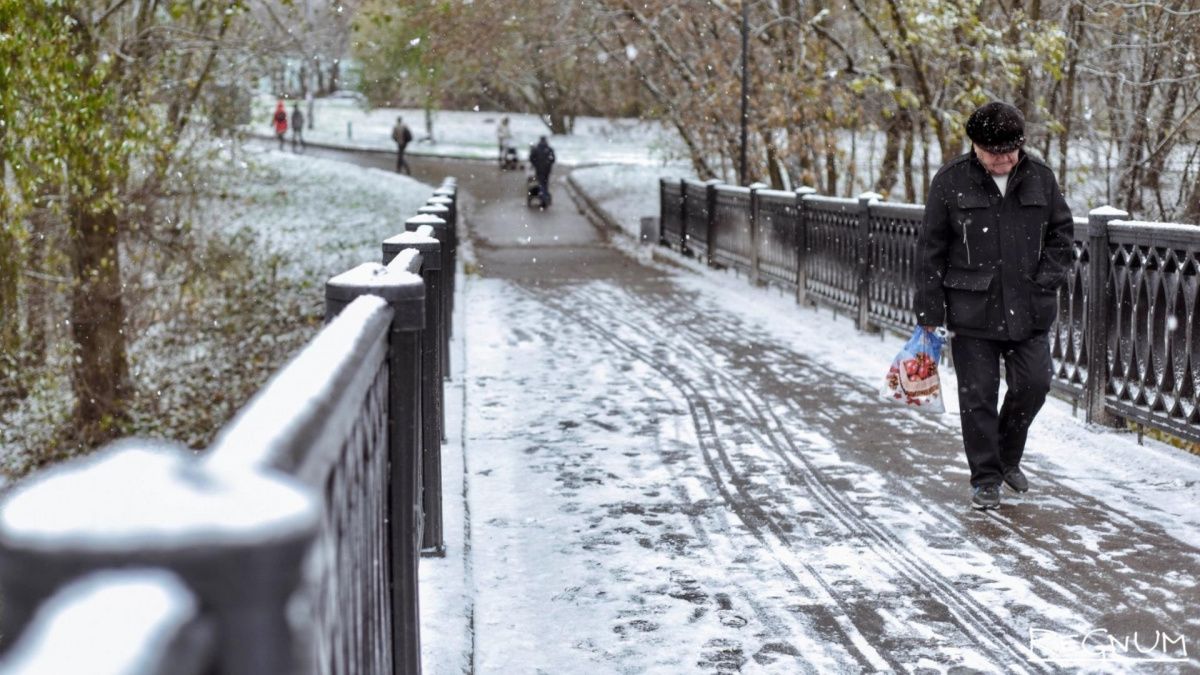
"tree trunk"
1181,144,1200,223
875,109,902,198
824,130,839,196
24,203,49,371
67,200,129,446
902,110,916,202
0,198,19,399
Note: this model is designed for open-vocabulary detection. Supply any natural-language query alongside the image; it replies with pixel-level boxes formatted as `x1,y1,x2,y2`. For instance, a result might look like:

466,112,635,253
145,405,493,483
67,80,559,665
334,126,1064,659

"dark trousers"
396,146,410,174
950,333,1052,487
535,168,551,197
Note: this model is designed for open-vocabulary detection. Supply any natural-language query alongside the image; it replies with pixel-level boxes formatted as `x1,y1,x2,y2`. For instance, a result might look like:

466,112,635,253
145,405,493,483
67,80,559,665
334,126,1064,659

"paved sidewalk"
300,146,1200,673
447,163,1200,674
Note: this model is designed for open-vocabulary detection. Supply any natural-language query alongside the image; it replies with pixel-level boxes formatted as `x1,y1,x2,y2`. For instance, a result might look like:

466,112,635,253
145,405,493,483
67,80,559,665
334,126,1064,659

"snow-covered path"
450,164,1200,673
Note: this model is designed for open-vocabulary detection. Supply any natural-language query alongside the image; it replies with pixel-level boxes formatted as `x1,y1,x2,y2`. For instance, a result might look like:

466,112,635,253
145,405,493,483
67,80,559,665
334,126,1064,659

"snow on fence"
658,178,1200,445
0,179,459,675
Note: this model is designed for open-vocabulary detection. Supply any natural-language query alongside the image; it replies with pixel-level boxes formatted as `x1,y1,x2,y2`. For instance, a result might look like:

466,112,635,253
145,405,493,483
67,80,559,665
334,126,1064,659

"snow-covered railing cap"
417,203,450,215
0,443,318,554
0,570,205,675
326,260,425,331
1088,205,1132,237
858,191,884,202
406,214,448,236
795,185,817,195
326,261,423,302
383,229,441,270
748,182,769,190
432,185,455,197
426,195,454,207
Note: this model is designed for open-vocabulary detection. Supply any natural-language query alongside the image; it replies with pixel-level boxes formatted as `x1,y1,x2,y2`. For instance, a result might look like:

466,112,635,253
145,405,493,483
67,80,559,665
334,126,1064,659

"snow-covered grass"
568,164,695,239
0,147,433,478
251,95,688,167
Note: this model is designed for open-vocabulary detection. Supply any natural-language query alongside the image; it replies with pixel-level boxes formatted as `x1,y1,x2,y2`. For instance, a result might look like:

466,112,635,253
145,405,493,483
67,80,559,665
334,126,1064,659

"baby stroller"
526,174,551,209
500,146,520,171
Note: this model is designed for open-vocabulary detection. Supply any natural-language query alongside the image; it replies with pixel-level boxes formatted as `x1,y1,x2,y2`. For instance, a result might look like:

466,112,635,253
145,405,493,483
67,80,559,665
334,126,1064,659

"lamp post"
739,0,749,186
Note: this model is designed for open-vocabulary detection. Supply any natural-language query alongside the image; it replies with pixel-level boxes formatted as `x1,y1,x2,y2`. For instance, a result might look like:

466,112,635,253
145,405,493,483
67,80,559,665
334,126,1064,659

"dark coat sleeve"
913,173,951,326
1032,173,1075,290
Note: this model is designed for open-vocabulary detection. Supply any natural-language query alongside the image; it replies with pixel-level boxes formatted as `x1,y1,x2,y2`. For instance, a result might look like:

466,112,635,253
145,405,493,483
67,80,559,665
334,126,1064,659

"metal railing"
657,178,1200,444
0,178,460,675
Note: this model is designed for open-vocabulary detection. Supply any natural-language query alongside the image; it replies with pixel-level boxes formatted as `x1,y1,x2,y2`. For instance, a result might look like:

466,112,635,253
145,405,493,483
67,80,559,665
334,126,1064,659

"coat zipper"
963,223,971,265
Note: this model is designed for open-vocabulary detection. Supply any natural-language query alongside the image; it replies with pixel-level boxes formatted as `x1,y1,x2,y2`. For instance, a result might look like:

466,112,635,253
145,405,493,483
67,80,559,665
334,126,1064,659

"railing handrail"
205,295,392,481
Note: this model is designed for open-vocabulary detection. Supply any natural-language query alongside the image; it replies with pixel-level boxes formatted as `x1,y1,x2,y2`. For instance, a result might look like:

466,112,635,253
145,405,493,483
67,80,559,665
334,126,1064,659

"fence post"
658,179,667,247
1085,206,1127,427
384,229,446,557
0,441,318,675
326,257,426,675
673,178,685,249
407,214,452,383
426,193,458,325
856,192,883,331
705,179,720,265
794,186,816,306
0,570,211,675
749,182,767,285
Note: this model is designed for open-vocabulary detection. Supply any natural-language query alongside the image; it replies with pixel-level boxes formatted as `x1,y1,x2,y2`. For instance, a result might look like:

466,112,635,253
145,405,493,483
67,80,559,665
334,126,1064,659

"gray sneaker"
971,484,1001,510
1003,467,1029,493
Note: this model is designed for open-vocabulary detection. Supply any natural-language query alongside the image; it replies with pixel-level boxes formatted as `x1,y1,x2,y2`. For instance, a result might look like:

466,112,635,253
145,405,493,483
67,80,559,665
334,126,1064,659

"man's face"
974,144,1019,176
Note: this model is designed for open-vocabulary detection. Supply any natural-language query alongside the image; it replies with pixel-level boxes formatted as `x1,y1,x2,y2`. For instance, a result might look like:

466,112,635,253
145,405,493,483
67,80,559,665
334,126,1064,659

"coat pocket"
942,268,993,329
1031,286,1059,330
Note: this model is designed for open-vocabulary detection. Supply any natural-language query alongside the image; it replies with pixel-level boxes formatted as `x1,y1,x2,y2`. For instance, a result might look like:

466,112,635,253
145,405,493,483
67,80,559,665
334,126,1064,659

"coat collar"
968,149,1032,194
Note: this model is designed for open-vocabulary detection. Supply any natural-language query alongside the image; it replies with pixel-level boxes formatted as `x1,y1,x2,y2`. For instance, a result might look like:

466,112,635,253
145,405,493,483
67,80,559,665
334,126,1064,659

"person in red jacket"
272,100,288,150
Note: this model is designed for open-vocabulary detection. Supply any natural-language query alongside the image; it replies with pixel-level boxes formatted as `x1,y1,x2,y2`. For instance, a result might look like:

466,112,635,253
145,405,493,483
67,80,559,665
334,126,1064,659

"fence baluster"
856,192,882,331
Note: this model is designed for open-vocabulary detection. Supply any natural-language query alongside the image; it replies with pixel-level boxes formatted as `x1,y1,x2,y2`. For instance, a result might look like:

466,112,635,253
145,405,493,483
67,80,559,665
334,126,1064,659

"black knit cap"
966,101,1025,154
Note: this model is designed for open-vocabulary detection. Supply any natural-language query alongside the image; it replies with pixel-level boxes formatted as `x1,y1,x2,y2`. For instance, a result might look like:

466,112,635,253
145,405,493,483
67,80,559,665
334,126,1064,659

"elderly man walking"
913,101,1074,510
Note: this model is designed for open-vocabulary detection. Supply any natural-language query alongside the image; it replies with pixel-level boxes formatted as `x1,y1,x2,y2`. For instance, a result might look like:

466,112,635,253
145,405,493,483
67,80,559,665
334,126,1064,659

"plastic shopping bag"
881,326,947,412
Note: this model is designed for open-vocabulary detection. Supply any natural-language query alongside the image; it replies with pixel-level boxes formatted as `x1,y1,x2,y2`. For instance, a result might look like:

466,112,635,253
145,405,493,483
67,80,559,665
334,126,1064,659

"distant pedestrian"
290,103,305,151
392,116,413,174
272,100,288,150
497,116,513,166
528,135,556,202
913,101,1074,511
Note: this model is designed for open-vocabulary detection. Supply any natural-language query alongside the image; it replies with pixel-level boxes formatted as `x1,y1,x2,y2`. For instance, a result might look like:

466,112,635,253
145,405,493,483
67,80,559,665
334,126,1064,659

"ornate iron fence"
710,185,752,270
0,179,460,675
755,189,800,289
657,178,1200,445
660,180,685,251
682,179,712,259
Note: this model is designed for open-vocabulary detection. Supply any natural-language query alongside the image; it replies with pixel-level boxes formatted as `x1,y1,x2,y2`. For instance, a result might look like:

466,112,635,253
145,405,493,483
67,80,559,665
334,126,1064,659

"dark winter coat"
529,141,555,174
913,150,1074,341
392,124,413,148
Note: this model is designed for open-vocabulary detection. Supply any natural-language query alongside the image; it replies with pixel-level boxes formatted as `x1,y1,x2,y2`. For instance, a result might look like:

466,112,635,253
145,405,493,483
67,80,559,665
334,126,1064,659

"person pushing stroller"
527,136,556,207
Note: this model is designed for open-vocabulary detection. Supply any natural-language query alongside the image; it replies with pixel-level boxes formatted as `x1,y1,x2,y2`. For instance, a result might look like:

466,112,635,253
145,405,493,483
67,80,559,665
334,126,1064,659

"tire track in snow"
516,285,899,672
528,284,1049,673
618,281,1200,660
